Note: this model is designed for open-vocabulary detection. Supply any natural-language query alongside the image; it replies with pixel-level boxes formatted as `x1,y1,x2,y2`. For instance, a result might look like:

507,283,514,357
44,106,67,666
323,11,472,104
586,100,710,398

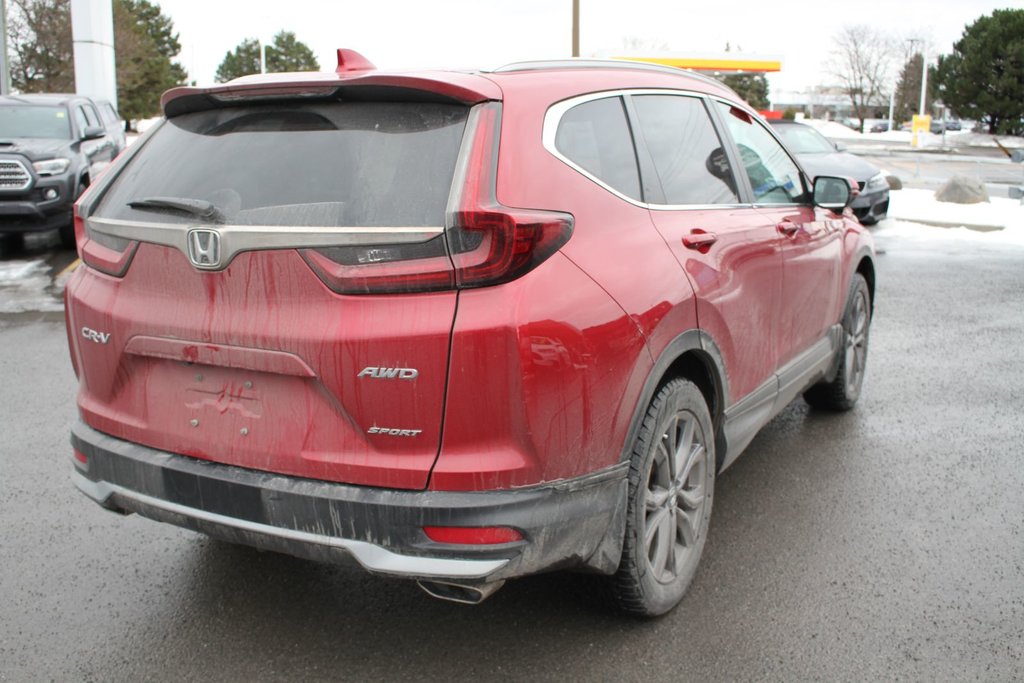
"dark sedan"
770,120,889,224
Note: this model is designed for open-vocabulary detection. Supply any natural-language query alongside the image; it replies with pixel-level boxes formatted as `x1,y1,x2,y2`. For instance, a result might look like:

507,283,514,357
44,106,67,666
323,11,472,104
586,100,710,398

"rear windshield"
96,101,469,227
0,106,72,139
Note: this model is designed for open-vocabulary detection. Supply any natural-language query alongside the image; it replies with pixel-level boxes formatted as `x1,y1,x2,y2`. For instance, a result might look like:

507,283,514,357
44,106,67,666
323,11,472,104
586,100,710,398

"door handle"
776,220,800,236
682,231,718,250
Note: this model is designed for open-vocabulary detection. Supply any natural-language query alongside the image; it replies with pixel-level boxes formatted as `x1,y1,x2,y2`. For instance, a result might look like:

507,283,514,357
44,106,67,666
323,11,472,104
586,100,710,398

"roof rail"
491,58,740,97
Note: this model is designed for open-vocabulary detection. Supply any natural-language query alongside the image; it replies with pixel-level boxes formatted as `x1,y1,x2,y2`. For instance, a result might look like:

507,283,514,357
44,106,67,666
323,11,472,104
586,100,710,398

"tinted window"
633,95,739,205
96,102,468,227
82,104,100,127
73,107,90,135
716,103,805,204
100,103,119,125
0,106,71,139
555,97,641,200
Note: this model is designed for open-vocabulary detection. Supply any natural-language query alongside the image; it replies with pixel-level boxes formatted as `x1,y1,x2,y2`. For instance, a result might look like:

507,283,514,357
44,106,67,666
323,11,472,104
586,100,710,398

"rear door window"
554,96,642,201
95,102,469,227
631,94,739,205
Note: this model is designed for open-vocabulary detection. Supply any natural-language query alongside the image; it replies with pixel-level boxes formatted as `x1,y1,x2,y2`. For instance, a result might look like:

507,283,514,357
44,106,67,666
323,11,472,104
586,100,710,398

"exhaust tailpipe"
417,579,505,605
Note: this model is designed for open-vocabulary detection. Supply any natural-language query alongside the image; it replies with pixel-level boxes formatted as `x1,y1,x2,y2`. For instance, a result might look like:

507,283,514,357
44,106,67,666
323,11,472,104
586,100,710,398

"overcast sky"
155,0,1020,96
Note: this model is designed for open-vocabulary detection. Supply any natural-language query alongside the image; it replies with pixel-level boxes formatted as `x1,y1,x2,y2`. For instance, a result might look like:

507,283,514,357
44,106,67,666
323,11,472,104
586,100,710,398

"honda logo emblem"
187,229,221,269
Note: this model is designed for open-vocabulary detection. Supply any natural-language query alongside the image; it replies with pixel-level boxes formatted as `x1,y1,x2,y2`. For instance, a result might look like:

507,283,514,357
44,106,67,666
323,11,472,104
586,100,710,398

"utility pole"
572,0,579,57
918,44,928,116
0,0,11,94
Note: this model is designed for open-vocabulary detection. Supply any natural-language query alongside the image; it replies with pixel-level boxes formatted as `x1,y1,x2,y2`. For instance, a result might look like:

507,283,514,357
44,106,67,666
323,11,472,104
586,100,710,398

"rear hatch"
66,96,472,490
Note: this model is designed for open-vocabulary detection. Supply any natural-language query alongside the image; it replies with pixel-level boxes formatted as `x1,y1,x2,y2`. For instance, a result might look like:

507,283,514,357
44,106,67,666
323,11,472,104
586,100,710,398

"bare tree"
6,0,75,93
828,25,895,132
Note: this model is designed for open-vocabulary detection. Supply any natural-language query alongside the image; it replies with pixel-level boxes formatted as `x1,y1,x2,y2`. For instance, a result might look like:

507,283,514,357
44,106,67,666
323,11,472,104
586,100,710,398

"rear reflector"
423,526,524,545
73,449,87,465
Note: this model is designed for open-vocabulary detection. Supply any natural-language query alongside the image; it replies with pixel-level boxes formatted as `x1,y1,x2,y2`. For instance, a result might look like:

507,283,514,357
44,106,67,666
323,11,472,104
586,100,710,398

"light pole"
572,0,579,57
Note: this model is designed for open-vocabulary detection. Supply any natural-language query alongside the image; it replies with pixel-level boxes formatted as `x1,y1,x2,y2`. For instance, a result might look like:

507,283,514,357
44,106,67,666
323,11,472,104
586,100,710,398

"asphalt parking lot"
1,210,1023,680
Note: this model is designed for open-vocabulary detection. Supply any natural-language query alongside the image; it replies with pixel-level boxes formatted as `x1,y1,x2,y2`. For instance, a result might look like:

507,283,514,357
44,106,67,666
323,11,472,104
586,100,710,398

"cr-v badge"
187,228,221,268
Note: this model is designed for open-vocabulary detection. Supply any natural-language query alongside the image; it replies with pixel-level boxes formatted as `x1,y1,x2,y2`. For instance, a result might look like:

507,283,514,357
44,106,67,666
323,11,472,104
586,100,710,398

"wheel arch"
619,330,731,471
855,253,875,314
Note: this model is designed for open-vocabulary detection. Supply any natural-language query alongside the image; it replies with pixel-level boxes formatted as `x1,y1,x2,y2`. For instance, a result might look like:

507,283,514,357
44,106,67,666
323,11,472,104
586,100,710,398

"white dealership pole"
0,0,11,94
70,0,118,107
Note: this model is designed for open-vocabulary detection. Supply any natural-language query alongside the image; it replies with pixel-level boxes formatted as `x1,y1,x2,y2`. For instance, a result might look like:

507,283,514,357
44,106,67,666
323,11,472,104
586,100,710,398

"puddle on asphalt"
0,259,65,314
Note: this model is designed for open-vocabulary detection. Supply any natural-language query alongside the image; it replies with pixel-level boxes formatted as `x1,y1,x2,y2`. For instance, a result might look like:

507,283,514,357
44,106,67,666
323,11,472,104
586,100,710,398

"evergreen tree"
214,38,261,83
719,74,769,110
933,8,1024,135
114,0,188,126
215,32,319,83
266,31,319,73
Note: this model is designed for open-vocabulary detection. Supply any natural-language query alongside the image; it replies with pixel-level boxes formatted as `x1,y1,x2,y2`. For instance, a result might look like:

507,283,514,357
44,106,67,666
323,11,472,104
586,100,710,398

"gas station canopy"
612,53,782,74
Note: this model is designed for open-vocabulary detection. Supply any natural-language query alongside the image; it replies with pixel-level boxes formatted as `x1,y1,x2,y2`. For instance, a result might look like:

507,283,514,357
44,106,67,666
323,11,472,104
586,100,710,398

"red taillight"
73,449,87,465
76,205,138,277
306,102,573,295
423,526,524,545
448,102,572,289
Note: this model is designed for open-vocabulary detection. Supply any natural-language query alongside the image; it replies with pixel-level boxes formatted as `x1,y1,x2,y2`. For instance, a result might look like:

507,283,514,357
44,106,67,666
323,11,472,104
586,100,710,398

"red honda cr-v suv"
64,51,874,616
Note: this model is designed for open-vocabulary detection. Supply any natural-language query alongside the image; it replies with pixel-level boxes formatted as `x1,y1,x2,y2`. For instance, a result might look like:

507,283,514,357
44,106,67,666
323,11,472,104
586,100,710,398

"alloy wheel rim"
844,292,869,394
643,409,707,584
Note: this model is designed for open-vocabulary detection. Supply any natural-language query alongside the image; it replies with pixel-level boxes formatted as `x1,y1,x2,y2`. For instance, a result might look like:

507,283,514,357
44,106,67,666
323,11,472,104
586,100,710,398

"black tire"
606,378,715,617
0,232,25,253
58,220,77,249
804,274,871,411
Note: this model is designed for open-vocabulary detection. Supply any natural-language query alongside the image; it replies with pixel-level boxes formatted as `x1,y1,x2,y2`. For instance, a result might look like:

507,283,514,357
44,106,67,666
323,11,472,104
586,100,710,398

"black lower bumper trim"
70,421,628,581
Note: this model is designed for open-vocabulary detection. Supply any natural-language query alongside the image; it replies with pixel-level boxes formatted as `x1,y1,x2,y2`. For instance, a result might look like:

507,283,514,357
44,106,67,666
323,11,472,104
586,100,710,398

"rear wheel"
804,274,871,411
606,378,715,617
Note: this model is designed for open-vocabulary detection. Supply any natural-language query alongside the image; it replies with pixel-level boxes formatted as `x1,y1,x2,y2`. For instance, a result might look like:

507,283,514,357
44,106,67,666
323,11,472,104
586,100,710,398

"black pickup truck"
0,93,124,248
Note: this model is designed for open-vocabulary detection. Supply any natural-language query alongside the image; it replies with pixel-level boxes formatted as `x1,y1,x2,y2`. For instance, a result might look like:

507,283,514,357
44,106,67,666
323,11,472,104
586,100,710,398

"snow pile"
0,260,64,313
876,188,1024,248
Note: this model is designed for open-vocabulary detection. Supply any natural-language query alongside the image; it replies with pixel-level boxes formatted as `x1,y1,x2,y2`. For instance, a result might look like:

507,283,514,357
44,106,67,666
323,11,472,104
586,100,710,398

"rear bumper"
70,421,627,583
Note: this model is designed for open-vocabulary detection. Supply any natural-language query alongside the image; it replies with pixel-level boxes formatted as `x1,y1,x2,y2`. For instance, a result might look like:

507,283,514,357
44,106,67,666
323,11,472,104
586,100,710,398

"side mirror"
833,141,847,152
813,176,855,212
82,125,106,141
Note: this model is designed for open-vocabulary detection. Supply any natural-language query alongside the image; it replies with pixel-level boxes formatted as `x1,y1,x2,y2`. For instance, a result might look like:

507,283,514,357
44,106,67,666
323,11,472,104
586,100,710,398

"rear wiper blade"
127,196,226,223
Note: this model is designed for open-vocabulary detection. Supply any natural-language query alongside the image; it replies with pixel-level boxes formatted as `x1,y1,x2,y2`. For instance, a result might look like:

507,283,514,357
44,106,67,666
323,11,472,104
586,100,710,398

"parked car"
869,121,890,133
930,118,962,134
0,93,124,248
65,52,876,616
770,120,890,224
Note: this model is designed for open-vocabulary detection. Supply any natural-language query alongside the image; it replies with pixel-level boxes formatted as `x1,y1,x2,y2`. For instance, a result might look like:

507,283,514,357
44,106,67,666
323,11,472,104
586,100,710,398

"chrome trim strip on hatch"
71,470,509,580
87,217,445,271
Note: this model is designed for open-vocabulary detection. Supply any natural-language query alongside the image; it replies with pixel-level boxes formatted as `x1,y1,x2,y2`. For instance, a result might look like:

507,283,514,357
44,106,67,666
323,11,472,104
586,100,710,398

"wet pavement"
2,224,1023,681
